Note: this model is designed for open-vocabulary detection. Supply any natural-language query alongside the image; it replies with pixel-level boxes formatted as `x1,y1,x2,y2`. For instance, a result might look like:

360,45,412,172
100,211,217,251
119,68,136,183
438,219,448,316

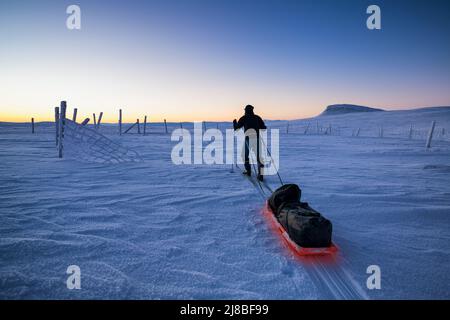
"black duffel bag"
269,184,333,248
268,184,301,214
277,202,332,248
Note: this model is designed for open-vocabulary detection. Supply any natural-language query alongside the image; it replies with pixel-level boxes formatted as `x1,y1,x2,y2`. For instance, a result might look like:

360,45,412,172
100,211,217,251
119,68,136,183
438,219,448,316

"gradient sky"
1,0,450,122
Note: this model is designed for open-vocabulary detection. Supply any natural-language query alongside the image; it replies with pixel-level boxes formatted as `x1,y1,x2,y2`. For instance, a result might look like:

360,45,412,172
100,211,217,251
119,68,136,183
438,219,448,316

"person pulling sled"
233,105,267,181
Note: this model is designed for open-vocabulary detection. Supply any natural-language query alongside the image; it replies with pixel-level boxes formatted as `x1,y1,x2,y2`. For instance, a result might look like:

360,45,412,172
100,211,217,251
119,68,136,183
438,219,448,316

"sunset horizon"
2,102,450,123
1,0,450,123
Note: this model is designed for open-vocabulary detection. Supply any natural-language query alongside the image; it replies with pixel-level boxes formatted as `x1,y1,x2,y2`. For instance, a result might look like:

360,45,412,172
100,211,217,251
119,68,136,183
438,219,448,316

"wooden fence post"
286,122,289,134
73,108,77,122
93,113,97,127
409,124,413,139
164,119,168,134
31,118,35,134
180,122,183,129
119,109,122,135
58,101,67,158
356,128,360,137
137,119,141,134
81,118,90,126
55,107,60,146
143,116,147,135
97,112,103,129
426,121,436,149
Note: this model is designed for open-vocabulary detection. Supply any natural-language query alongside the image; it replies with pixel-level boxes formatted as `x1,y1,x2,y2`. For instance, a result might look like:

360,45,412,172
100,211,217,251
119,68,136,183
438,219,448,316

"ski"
244,174,268,199
260,179,274,194
238,167,272,199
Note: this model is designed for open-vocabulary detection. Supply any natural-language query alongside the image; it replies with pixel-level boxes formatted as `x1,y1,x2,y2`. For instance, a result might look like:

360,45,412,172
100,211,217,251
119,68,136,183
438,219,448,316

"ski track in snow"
1,110,450,299
249,177,368,300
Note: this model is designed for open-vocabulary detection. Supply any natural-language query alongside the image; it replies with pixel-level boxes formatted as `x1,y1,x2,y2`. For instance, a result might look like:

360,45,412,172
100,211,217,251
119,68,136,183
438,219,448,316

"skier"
233,105,267,181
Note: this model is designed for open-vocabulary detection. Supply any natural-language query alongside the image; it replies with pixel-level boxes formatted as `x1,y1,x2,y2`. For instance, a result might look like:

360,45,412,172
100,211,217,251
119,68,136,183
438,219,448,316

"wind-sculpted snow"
0,108,449,299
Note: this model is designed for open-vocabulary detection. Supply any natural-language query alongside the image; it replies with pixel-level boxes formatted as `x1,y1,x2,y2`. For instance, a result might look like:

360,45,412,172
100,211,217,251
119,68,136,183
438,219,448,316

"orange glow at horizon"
0,102,322,123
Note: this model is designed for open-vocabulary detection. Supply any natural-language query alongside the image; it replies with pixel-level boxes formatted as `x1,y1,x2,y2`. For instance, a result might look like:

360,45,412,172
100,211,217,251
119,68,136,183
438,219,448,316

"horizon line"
2,104,450,124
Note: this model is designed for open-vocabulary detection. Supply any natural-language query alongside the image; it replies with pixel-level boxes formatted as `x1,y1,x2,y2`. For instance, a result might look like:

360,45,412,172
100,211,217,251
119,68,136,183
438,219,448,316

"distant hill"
270,105,450,138
321,104,385,116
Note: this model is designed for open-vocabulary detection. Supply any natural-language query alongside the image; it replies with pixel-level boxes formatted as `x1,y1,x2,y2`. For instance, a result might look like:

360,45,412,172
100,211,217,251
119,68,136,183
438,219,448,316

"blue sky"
1,0,449,121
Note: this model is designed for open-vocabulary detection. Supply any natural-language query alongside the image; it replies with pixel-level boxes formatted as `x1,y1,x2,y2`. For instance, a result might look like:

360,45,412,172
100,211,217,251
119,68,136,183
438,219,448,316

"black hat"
245,105,254,111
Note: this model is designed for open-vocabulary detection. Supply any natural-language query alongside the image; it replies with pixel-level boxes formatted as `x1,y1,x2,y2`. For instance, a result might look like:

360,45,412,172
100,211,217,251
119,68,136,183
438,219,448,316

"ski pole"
230,130,235,173
260,136,284,186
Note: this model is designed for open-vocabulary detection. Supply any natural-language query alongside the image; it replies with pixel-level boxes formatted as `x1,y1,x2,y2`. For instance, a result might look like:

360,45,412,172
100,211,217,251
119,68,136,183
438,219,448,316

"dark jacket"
234,110,267,132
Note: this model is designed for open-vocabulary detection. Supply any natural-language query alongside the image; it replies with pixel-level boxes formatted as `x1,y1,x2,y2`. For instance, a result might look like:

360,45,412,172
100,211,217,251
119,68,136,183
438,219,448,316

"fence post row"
51,103,443,154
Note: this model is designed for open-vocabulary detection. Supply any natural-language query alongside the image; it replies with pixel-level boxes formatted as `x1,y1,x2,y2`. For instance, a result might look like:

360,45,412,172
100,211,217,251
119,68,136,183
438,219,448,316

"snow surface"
1,107,450,299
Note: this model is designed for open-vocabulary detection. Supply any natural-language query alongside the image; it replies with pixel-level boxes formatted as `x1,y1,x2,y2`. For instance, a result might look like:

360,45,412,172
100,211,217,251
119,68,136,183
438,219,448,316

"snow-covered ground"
1,107,450,299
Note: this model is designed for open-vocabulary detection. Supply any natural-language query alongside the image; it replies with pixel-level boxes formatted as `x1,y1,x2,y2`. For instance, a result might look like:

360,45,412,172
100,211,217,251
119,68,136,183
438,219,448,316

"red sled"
263,202,338,257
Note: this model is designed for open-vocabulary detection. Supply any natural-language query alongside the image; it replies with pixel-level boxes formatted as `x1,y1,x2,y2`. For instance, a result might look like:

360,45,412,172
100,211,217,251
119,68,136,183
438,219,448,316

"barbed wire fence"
63,119,142,163
51,100,449,160
266,121,450,144
55,101,142,163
